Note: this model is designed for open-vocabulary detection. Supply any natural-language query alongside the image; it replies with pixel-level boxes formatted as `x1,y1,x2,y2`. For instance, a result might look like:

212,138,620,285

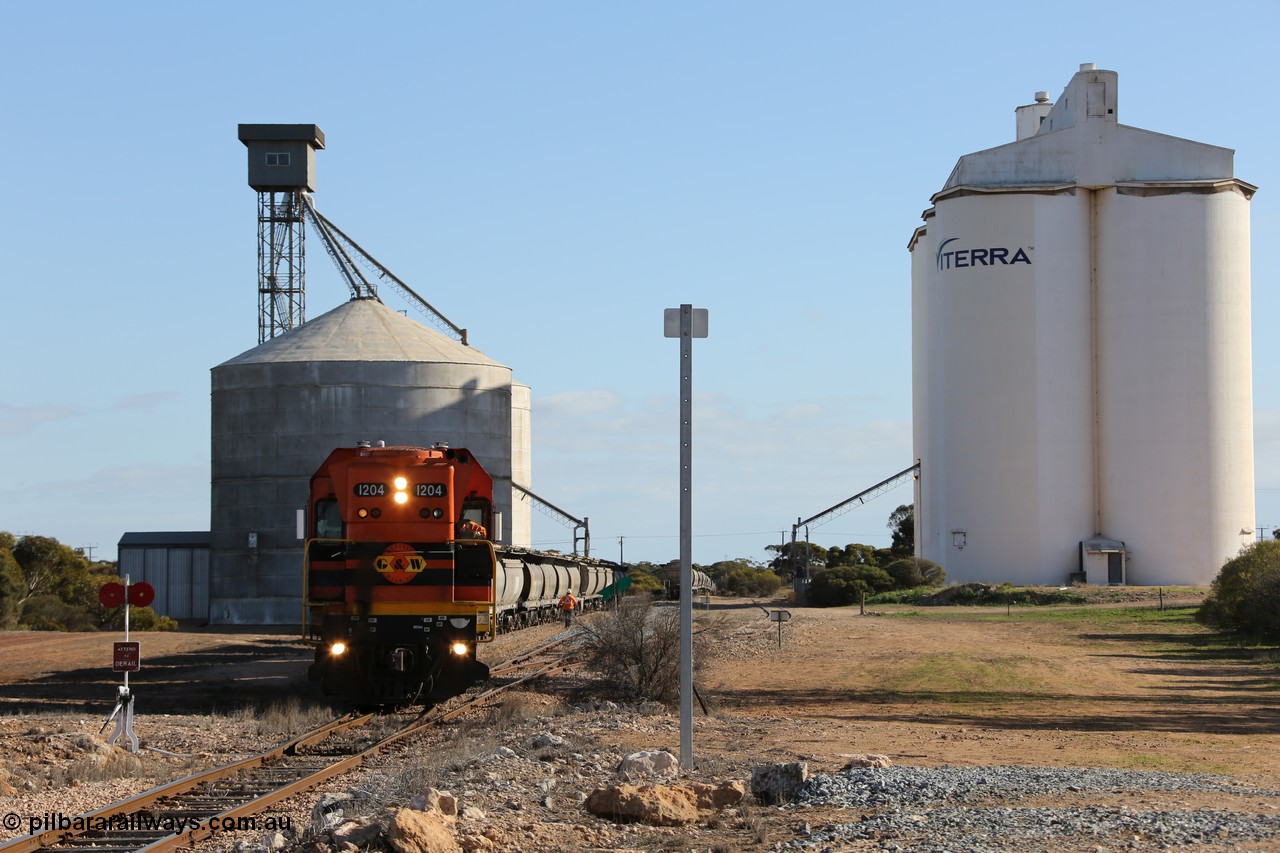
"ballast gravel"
780,766,1280,851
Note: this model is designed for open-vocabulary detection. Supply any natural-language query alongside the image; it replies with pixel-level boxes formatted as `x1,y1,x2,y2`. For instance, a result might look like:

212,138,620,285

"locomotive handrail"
302,537,354,642
455,539,498,643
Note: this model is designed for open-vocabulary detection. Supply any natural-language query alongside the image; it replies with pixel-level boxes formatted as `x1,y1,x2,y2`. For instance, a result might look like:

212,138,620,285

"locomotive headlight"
393,491,408,505
330,641,347,656
450,641,469,656
393,476,408,490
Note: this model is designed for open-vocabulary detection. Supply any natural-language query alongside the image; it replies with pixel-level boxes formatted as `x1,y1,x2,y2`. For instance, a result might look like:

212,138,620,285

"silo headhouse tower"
909,64,1256,587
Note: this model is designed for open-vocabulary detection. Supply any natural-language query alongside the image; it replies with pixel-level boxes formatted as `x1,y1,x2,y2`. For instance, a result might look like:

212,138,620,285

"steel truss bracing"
789,462,920,580
301,197,469,346
256,191,307,343
513,482,590,557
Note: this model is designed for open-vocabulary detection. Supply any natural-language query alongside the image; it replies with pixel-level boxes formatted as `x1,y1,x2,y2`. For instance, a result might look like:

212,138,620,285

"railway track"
0,640,577,853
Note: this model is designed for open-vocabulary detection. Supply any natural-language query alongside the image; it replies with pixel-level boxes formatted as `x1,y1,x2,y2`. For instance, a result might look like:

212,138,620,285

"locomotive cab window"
315,498,343,539
457,499,491,539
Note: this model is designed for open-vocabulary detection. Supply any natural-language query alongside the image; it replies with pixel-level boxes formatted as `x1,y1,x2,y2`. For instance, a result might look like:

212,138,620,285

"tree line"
0,532,175,631
622,504,945,606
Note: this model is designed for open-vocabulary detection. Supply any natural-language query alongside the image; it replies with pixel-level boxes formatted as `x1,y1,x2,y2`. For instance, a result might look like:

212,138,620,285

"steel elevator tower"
238,124,325,342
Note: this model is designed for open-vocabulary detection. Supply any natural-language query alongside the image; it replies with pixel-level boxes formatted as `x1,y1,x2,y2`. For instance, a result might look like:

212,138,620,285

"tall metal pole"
123,574,130,694
665,304,707,771
678,307,694,770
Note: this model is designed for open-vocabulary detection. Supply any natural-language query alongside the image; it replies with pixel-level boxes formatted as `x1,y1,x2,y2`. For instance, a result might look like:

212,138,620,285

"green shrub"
1197,541,1280,639
720,567,781,597
20,594,97,631
807,565,894,607
918,583,1087,606
867,587,933,605
624,569,665,596
102,605,179,632
883,557,946,589
0,548,22,629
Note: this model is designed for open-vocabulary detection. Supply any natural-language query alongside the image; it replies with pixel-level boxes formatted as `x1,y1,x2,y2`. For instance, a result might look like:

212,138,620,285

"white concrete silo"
210,297,532,624
910,65,1255,586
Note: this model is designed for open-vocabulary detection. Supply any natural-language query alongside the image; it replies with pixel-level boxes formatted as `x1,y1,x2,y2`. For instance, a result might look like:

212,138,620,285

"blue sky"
2,2,1277,566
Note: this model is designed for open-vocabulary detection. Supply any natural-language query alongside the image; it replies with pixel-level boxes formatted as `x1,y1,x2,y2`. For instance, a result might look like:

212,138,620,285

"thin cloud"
111,391,181,412
537,389,625,417
0,403,77,436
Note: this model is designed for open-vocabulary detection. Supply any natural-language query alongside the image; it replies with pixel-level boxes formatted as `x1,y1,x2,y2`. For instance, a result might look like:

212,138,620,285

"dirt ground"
2,589,1280,851
695,592,1280,783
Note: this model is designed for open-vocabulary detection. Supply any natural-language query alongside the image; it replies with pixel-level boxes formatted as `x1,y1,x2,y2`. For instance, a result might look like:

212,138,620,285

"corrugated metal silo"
910,65,1255,586
210,297,531,624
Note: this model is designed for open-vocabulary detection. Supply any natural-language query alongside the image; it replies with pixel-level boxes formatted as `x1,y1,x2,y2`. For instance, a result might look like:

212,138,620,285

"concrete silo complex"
210,298,532,624
909,64,1256,587
205,124,534,624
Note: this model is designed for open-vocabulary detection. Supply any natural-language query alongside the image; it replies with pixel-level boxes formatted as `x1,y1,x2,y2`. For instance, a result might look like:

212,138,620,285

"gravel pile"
781,766,1280,851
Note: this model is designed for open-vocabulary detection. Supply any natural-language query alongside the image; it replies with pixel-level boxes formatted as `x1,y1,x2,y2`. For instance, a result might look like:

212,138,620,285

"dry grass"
51,737,145,786
494,690,546,728
233,695,336,737
356,722,501,815
577,597,725,705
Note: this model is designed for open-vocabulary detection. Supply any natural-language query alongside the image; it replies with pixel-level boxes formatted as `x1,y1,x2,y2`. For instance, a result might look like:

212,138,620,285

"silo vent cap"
1079,62,1096,71
1035,91,1050,103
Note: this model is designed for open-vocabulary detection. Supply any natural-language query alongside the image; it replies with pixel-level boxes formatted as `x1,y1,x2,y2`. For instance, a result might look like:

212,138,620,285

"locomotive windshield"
460,506,485,526
457,498,492,539
314,498,343,539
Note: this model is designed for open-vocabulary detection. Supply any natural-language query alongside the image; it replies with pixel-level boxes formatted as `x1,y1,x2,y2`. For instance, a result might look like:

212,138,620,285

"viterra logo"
936,237,1032,271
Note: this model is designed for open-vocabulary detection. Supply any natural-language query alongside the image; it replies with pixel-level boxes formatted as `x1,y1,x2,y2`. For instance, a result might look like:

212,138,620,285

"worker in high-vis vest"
558,591,578,628
457,519,487,540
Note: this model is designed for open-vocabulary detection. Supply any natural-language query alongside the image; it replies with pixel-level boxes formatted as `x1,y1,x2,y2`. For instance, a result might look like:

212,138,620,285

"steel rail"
1,650,570,853
0,711,367,853
485,637,568,678
144,655,578,852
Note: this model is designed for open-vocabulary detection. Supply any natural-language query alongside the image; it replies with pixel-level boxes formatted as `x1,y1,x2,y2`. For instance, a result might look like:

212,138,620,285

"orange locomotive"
304,442,498,704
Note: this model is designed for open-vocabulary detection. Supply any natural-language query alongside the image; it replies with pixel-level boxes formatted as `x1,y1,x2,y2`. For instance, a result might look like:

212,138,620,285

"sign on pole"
664,304,708,771
769,609,791,649
98,577,143,752
113,642,141,672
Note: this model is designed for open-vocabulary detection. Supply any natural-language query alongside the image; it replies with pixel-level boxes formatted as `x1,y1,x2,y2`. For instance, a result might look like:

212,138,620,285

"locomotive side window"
460,498,491,535
315,498,343,539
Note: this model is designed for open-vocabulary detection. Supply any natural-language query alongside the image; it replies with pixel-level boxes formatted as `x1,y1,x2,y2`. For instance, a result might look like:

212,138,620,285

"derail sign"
113,641,140,672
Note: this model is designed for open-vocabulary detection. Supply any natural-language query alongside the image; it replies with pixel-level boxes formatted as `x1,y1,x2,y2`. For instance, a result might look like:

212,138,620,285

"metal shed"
117,532,211,621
